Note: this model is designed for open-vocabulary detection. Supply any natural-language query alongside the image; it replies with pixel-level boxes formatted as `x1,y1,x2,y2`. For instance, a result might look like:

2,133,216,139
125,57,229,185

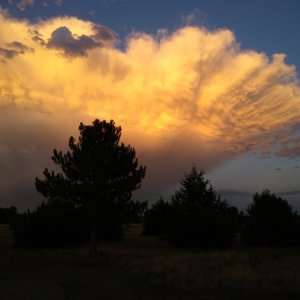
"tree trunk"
90,223,97,256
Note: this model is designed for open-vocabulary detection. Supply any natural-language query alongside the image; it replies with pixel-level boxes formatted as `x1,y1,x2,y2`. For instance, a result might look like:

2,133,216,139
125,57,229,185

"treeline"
143,167,300,248
9,200,146,248
3,166,300,249
0,206,17,224
1,119,300,250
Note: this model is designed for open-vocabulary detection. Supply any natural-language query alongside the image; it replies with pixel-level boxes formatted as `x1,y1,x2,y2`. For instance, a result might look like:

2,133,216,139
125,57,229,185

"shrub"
242,189,300,247
11,202,123,248
143,198,170,236
0,206,17,224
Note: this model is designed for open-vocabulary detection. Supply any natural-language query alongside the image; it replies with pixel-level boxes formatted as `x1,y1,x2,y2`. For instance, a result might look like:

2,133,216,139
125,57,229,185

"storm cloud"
0,47,19,59
47,25,117,57
0,40,33,62
0,11,300,209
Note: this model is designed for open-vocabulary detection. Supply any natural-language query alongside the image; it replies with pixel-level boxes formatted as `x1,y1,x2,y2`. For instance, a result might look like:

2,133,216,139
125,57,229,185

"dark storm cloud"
7,41,33,52
47,26,99,57
47,26,117,57
28,29,46,46
92,24,118,43
0,47,19,59
1,12,300,211
0,41,34,61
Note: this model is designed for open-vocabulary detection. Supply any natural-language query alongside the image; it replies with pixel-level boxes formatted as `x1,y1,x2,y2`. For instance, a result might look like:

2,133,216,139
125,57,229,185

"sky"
0,0,300,211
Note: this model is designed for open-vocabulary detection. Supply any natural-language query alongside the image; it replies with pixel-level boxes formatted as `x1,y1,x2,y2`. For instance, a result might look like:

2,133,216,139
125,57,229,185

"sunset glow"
0,6,300,209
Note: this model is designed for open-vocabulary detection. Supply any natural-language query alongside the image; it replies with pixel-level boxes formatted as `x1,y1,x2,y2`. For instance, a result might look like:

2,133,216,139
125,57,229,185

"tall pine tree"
36,119,146,255
165,166,238,247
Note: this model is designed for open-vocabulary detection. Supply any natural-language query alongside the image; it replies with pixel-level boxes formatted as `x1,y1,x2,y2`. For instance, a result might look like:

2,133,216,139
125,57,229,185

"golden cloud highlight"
0,11,300,208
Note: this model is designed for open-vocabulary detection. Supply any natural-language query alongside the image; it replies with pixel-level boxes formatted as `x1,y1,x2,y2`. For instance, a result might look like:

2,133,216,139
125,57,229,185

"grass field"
1,224,300,299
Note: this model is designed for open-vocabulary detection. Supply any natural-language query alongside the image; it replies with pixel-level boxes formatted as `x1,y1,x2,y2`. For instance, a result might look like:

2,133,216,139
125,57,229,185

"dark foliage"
123,200,148,224
35,119,146,209
12,119,145,251
11,201,123,248
163,166,239,248
242,189,300,247
143,197,170,236
0,206,17,224
12,202,85,248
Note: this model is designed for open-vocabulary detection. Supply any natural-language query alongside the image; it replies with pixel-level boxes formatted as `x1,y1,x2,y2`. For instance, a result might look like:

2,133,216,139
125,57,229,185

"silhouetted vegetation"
12,119,146,253
0,206,17,224
143,171,300,249
123,200,148,224
7,119,300,253
12,202,85,248
143,197,170,236
242,189,300,246
144,167,239,248
11,201,123,248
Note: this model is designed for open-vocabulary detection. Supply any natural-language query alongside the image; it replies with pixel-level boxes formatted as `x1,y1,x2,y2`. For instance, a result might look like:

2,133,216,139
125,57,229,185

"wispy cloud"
9,0,64,10
181,9,208,27
277,190,300,196
7,41,34,52
218,189,252,197
16,0,34,11
54,0,63,6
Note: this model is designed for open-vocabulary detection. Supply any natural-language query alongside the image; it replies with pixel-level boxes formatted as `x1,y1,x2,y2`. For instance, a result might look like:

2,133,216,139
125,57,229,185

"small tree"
164,166,238,248
243,189,300,246
35,119,146,255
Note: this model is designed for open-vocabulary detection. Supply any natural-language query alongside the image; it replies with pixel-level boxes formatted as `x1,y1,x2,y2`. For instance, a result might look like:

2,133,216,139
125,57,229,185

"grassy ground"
1,224,300,299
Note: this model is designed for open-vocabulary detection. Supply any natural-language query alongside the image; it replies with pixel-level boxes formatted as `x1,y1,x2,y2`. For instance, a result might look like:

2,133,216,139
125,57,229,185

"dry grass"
1,224,300,299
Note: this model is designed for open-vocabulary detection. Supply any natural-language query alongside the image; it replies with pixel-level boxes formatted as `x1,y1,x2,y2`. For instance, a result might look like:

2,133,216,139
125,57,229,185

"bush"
242,190,300,247
11,202,123,248
11,203,85,248
165,198,238,248
122,200,148,224
143,198,170,236
0,206,17,224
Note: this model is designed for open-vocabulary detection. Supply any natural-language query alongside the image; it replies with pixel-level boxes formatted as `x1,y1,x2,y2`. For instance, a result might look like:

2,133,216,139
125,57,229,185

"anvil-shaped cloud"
0,10,300,210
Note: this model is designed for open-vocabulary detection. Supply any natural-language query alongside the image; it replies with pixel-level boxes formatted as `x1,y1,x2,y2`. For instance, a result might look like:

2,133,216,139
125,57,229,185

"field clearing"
1,224,300,299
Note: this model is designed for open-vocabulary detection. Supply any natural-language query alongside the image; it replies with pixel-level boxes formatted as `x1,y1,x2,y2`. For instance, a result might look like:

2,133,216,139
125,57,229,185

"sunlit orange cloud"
0,10,300,208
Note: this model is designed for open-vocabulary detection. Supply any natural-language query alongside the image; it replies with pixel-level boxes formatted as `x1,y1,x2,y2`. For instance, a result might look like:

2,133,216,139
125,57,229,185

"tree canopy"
36,119,146,206
157,166,238,248
243,189,300,246
35,119,146,254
